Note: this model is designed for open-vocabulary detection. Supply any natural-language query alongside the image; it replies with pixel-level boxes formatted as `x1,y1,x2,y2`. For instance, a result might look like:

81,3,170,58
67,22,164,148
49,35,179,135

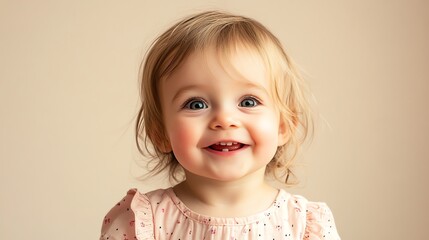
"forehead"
164,44,270,89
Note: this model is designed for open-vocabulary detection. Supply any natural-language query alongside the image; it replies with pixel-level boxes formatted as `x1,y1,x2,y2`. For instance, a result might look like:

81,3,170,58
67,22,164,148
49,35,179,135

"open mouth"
208,142,246,152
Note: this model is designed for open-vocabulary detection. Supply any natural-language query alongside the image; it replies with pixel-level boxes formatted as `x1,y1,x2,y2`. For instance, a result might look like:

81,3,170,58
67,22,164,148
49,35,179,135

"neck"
173,169,278,217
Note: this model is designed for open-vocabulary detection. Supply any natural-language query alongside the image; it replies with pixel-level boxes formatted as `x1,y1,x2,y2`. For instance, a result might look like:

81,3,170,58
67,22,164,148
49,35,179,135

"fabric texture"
100,188,340,240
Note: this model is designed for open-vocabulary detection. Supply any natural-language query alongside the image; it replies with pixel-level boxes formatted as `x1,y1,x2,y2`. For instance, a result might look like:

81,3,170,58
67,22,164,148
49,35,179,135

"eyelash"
239,96,261,107
181,97,208,110
181,95,262,110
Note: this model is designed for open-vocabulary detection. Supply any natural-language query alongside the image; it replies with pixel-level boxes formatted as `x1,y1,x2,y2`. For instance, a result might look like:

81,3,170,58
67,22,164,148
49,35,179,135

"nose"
209,107,240,130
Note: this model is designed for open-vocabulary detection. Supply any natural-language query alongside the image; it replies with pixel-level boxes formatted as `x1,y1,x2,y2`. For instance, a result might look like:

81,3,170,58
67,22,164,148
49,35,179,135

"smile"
208,142,246,152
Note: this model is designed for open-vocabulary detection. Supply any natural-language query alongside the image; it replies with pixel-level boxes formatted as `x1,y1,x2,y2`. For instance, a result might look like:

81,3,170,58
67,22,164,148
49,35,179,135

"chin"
207,169,263,182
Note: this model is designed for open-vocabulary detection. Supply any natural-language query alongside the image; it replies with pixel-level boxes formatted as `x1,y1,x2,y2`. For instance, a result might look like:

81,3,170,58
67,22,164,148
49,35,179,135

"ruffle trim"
165,187,289,226
100,189,141,240
304,202,340,240
130,189,155,240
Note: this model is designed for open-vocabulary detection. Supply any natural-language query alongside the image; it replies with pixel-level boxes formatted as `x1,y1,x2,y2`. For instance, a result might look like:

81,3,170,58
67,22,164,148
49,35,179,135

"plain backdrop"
1,0,428,239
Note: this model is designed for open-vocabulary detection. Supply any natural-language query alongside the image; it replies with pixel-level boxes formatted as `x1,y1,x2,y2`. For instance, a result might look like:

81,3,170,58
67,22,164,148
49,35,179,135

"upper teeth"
216,142,237,146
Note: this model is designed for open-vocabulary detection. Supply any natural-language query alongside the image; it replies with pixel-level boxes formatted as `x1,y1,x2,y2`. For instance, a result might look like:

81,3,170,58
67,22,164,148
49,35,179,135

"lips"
208,141,245,152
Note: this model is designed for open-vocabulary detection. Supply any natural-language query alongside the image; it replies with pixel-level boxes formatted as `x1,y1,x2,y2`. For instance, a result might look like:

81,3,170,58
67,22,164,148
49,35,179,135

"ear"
157,134,172,153
159,141,172,153
277,118,289,146
152,128,172,153
277,115,297,146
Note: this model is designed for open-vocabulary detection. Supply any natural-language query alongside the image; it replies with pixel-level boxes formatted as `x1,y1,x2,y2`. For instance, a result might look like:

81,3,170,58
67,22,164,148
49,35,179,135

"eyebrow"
238,82,270,98
171,84,205,103
243,82,269,94
171,81,269,103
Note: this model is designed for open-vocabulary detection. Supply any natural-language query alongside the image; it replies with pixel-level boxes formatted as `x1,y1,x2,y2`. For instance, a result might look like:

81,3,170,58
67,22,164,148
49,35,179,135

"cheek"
252,113,280,138
166,118,200,157
249,113,281,155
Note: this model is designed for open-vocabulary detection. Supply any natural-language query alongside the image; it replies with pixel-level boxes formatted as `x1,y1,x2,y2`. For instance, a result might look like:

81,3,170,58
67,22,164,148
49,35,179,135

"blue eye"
184,99,208,110
239,97,259,107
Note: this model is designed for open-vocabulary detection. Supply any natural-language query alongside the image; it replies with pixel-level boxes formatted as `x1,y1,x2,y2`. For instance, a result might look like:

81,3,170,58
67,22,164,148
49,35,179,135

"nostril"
210,122,238,130
209,113,240,129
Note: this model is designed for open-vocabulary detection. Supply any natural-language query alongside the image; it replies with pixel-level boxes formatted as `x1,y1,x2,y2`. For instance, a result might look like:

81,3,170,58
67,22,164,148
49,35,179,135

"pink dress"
100,188,340,240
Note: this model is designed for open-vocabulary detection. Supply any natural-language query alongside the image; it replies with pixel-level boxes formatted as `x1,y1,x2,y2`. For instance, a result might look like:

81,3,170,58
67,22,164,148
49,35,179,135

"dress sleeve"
304,202,341,240
100,189,155,240
130,190,155,240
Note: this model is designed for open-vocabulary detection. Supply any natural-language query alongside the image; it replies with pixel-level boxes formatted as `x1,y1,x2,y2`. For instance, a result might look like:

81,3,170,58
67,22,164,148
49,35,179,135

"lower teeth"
222,149,229,152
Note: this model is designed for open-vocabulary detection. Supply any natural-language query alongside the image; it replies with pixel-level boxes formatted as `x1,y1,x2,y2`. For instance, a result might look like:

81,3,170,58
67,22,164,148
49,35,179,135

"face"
160,46,288,182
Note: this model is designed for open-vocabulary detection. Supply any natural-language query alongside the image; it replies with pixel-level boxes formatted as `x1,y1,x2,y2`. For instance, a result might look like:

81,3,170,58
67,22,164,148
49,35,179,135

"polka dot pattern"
100,188,340,240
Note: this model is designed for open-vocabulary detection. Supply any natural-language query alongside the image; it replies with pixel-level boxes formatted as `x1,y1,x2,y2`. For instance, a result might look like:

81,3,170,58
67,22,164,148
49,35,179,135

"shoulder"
100,189,140,240
100,188,170,240
282,191,341,240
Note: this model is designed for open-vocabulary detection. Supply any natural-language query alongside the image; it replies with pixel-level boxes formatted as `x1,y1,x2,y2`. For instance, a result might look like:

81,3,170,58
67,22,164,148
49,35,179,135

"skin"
159,46,288,217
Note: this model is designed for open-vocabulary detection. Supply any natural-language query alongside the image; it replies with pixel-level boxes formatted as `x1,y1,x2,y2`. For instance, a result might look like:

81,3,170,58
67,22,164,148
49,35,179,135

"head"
136,10,313,184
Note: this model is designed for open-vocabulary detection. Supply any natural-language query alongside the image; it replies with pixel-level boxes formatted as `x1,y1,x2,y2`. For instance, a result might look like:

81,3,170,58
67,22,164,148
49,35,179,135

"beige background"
1,0,428,239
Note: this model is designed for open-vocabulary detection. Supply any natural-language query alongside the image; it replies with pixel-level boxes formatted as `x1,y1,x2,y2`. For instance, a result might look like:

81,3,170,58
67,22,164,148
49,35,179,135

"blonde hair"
136,10,313,185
